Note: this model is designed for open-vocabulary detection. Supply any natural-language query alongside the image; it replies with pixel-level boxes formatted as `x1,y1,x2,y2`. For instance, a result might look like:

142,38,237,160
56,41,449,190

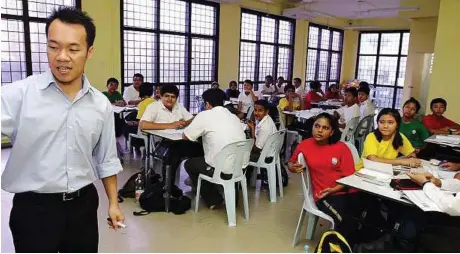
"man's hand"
406,172,428,186
247,120,255,130
107,204,125,230
316,188,332,199
440,162,460,171
171,121,184,129
402,157,421,168
288,162,304,173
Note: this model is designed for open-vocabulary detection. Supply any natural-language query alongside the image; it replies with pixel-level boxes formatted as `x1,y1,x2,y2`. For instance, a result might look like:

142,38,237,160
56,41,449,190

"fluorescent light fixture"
344,25,378,30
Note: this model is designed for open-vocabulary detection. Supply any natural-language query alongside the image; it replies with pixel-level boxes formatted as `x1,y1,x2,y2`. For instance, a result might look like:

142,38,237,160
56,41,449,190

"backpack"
117,170,161,203
315,230,352,253
134,182,192,215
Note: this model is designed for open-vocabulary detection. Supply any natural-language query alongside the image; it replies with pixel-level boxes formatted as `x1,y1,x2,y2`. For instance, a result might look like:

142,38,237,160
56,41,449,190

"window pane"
401,32,410,55
277,47,290,79
239,42,256,81
376,56,398,85
260,17,275,43
258,44,275,81
241,13,257,41
317,51,329,80
123,30,156,83
28,0,75,18
330,52,340,81
357,56,376,83
1,0,23,15
306,49,317,81
332,31,341,51
191,38,214,82
160,0,187,33
191,3,216,36
123,0,155,29
359,33,379,54
278,20,292,45
320,29,330,50
379,33,400,55
397,57,407,87
189,84,211,114
374,86,395,108
29,22,48,75
308,26,319,48
395,88,403,109
1,19,27,85
160,34,186,83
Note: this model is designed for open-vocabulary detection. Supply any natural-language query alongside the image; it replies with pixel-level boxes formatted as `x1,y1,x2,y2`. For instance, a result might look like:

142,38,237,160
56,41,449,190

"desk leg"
164,164,171,213
145,134,151,189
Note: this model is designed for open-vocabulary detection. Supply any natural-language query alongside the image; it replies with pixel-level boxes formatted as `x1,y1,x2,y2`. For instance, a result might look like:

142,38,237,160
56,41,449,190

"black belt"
16,184,93,202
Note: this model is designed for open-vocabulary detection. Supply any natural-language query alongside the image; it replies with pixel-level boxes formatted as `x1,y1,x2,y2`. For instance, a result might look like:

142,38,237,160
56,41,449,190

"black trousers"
167,140,204,182
9,184,99,253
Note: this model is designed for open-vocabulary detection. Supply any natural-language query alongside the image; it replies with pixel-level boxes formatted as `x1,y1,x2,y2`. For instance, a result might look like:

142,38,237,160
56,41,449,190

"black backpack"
315,230,352,253
135,182,192,215
117,170,161,203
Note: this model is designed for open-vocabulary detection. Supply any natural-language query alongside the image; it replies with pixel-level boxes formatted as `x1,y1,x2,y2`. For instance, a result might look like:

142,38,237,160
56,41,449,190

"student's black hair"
403,97,421,113
314,113,341,144
359,81,370,89
202,88,226,107
344,87,358,98
229,80,237,86
265,75,273,80
430,98,447,109
327,83,338,92
254,99,270,111
277,76,285,80
358,86,371,95
309,81,322,90
133,73,144,81
106,77,119,86
284,83,295,93
139,83,154,98
211,81,219,88
374,108,404,150
46,7,96,49
293,77,302,83
244,79,254,87
160,84,179,97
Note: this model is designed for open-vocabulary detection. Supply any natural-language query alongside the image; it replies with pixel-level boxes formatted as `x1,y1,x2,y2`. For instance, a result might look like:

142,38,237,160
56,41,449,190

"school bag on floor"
315,230,352,253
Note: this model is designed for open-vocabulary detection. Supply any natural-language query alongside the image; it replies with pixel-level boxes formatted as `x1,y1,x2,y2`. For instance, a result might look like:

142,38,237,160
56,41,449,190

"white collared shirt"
123,85,140,102
238,91,263,113
295,86,305,98
255,115,277,149
260,84,276,94
183,106,246,169
359,99,376,120
141,100,193,123
423,182,460,216
336,104,360,126
276,84,286,94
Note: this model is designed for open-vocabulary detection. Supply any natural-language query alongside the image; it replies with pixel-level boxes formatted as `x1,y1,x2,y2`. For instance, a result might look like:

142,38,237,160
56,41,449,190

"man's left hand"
107,204,125,230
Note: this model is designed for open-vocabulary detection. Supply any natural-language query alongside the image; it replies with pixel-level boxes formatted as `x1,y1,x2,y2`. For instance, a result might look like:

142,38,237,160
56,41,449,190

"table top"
142,129,184,141
311,100,343,108
283,109,335,119
425,134,460,148
262,94,286,98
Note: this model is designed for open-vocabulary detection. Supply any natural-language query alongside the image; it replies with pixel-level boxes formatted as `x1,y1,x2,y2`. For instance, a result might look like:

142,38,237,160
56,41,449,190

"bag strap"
133,210,150,216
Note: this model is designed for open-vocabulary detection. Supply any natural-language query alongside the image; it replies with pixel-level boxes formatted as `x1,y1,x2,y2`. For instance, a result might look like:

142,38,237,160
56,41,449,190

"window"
356,31,410,109
238,9,295,89
305,24,343,92
1,0,80,86
122,0,219,113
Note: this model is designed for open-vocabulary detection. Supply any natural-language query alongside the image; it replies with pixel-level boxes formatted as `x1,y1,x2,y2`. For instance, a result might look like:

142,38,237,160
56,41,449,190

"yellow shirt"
356,132,415,170
278,98,300,126
137,98,155,120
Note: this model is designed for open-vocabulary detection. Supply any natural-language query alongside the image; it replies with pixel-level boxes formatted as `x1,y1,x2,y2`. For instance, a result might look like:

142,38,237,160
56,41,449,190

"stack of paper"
435,135,460,144
355,159,393,184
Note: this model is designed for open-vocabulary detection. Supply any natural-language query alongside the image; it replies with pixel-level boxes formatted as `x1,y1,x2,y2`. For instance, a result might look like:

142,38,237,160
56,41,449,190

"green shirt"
102,91,123,103
399,119,430,148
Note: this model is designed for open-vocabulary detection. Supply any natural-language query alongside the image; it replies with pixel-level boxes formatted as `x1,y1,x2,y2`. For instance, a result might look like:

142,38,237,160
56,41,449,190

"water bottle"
303,244,310,253
134,173,144,204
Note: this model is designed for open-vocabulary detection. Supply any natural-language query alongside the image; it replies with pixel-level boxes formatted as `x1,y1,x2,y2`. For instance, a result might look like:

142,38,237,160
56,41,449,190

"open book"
401,190,441,212
355,159,393,184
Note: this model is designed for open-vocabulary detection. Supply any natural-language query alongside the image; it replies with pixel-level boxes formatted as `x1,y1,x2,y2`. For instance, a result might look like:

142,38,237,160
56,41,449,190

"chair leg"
250,167,258,187
266,164,277,203
195,177,202,213
276,157,283,198
223,183,236,227
306,213,319,240
241,178,249,221
292,207,307,247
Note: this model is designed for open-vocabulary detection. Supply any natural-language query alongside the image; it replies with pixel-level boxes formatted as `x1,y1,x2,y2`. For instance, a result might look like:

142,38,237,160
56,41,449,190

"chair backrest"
258,129,287,163
353,114,374,138
246,106,254,120
340,116,359,142
276,106,286,130
342,141,360,164
212,139,254,181
297,153,318,212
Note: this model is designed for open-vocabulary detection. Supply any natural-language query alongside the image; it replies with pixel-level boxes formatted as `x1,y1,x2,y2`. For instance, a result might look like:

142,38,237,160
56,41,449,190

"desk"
311,100,343,109
425,135,460,148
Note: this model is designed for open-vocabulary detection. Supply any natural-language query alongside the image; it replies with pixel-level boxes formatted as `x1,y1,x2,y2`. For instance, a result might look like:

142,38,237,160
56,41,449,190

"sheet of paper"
401,190,441,212
435,135,460,144
363,159,394,175
358,168,392,182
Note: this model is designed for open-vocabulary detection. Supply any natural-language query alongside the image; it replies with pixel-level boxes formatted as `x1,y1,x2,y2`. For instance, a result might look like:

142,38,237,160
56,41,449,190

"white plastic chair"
195,139,254,227
353,115,375,155
249,130,286,202
292,153,335,246
340,116,360,142
343,141,360,164
128,127,148,153
246,106,254,120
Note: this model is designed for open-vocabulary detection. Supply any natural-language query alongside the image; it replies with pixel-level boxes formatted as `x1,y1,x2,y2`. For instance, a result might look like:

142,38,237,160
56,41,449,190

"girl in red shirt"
325,84,343,100
303,81,326,109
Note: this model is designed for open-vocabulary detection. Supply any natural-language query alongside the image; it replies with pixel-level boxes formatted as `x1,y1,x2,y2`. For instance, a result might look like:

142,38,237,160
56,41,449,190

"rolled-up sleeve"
93,103,123,179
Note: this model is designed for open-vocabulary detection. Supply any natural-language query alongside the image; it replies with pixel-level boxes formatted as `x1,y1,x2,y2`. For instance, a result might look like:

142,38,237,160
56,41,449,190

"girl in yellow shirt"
356,108,421,170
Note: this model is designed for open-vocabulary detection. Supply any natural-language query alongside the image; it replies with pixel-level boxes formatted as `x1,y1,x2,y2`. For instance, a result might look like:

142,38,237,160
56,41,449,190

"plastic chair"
249,130,286,202
353,115,374,155
292,153,335,246
340,116,360,142
343,141,360,164
195,139,254,227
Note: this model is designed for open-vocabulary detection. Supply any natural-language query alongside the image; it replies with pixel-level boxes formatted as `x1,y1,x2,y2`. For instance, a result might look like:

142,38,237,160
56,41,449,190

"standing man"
1,7,124,252
123,73,144,105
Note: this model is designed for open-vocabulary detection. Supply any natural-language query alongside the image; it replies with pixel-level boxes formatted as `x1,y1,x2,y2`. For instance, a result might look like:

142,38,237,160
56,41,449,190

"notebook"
355,159,393,184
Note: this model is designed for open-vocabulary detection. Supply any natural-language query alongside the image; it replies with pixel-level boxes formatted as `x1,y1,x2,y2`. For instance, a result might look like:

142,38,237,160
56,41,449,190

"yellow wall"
426,0,460,121
340,30,359,82
292,20,308,80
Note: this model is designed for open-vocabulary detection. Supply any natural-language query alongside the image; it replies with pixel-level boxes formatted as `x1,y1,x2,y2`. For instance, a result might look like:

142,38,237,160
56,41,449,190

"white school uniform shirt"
141,100,193,123
183,106,246,170
238,91,263,113
123,85,140,102
295,86,305,98
423,182,460,216
336,104,360,131
359,99,376,121
260,84,276,94
255,115,277,150
276,84,286,94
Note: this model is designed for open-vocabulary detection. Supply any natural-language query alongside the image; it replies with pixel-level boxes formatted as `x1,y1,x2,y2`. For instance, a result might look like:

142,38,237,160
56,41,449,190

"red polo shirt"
289,138,357,202
422,114,459,130
304,91,324,109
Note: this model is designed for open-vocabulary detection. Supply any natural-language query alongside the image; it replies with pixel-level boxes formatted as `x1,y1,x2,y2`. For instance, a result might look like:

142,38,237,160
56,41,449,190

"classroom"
1,0,460,252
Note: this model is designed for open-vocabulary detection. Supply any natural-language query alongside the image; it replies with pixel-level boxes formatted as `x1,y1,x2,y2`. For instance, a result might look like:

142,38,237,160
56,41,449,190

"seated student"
226,80,240,99
183,88,246,209
359,81,370,90
140,84,203,184
288,113,364,245
237,79,262,118
293,77,305,98
422,98,460,134
136,83,156,120
303,81,326,109
357,86,376,121
103,77,125,106
325,84,342,100
248,100,278,162
278,84,301,127
275,76,286,94
211,81,220,89
334,87,360,132
356,108,421,170
399,98,430,151
153,84,161,101
260,75,276,95
124,73,144,105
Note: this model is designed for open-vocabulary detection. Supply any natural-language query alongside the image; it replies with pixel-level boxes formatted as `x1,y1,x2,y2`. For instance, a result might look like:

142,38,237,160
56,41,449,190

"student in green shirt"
103,77,125,106
399,97,430,150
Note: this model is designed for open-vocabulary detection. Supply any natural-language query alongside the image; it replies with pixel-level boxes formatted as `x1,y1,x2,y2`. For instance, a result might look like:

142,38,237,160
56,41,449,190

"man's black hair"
139,83,154,98
430,98,447,109
404,97,422,113
160,84,179,97
284,84,295,93
133,73,144,82
106,77,119,86
309,81,322,90
254,99,270,110
344,87,358,98
202,89,226,107
244,79,253,87
358,86,370,95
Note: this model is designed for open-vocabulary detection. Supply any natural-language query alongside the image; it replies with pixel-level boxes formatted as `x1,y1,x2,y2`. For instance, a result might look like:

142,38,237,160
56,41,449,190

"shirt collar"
39,69,92,94
360,99,369,105
160,100,179,112
257,115,269,126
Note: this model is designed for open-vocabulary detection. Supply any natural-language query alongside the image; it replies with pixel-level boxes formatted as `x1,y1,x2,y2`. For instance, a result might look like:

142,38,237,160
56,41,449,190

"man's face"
230,83,237,90
265,77,273,86
107,82,118,93
254,104,268,121
161,92,177,109
358,92,368,103
431,102,446,116
293,80,301,88
133,76,142,89
344,92,357,106
277,78,284,85
243,83,253,93
286,88,294,99
47,19,93,85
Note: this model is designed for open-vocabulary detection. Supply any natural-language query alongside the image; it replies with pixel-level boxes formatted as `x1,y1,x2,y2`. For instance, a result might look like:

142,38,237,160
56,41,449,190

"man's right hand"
171,121,184,129
288,162,304,173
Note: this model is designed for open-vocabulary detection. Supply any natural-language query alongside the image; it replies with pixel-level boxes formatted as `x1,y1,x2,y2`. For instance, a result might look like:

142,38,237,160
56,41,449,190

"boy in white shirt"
358,86,376,120
260,75,276,95
123,73,144,105
293,77,305,98
238,79,262,119
275,76,286,94
183,89,246,209
334,88,360,132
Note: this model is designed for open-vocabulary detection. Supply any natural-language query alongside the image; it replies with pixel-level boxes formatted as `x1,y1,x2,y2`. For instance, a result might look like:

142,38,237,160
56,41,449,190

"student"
288,113,362,245
304,81,326,109
325,84,342,100
183,88,246,209
248,100,277,162
136,83,155,120
399,98,430,150
422,98,460,134
278,84,301,127
237,79,262,118
226,80,240,99
293,77,305,98
275,76,286,94
123,73,144,105
103,77,125,106
260,75,276,95
153,84,161,101
211,81,220,89
334,87,360,131
357,86,376,121
356,108,420,170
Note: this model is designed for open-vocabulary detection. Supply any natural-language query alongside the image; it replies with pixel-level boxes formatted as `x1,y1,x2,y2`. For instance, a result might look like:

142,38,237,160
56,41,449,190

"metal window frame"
355,30,409,109
120,0,220,111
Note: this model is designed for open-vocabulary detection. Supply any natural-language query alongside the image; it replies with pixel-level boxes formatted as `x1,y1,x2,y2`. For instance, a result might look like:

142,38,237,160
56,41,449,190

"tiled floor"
1,147,328,253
